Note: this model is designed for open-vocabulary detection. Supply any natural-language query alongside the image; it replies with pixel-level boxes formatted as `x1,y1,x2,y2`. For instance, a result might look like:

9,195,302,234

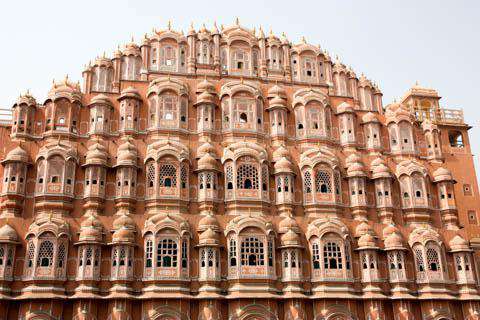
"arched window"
237,164,259,190
315,170,332,193
145,239,153,268
229,238,237,267
323,241,342,270
448,131,464,148
303,170,312,193
157,239,178,267
312,242,320,269
147,162,155,188
241,236,264,266
37,240,54,267
426,247,440,272
159,164,177,188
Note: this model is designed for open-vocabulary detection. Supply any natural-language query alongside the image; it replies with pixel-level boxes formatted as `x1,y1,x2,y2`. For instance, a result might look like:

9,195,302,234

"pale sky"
0,0,479,173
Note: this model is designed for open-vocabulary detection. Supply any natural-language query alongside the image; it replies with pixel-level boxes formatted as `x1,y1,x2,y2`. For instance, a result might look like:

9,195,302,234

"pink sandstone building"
0,19,479,319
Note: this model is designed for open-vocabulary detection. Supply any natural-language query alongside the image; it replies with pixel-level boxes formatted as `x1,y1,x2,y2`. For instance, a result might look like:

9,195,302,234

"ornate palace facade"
0,20,479,320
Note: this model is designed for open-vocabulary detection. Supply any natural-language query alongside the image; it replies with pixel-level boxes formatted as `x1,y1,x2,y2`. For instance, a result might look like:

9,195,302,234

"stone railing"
0,108,11,126
410,107,464,125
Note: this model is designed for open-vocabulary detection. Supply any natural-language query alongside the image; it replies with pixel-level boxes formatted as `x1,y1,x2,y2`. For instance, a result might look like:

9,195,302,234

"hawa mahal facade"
0,19,479,320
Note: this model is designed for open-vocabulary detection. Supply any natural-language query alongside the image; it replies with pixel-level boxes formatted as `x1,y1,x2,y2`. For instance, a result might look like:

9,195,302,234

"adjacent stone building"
1,19,479,320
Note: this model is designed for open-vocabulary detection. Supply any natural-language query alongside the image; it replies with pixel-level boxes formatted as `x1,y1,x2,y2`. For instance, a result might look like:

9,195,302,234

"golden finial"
235,17,240,26
269,29,273,36
415,80,419,86
301,36,306,44
152,27,157,34
64,74,69,84
167,20,172,30
252,27,256,36
144,33,148,39
131,36,134,43
190,22,194,31
220,24,224,31
102,51,106,58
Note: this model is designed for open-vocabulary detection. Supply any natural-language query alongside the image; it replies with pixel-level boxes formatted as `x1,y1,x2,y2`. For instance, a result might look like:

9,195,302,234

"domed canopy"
112,213,135,231
2,146,30,164
345,154,366,178
196,142,216,158
0,224,19,243
274,156,295,175
84,141,109,167
336,102,354,115
196,78,216,94
115,137,138,167
272,145,290,162
449,235,471,252
278,215,300,234
13,92,37,108
112,227,136,244
355,221,374,237
267,85,287,99
384,232,405,251
88,94,113,107
362,112,379,124
46,76,82,103
197,152,220,172
123,40,141,56
118,87,142,101
280,229,302,248
197,213,220,232
385,102,413,124
371,158,391,180
357,233,378,250
198,227,220,246
77,214,103,244
432,167,454,183
194,91,216,106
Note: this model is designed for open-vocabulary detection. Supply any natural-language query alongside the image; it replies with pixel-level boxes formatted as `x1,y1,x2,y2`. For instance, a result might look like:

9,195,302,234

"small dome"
371,163,391,179
195,91,216,105
197,142,216,158
382,224,399,238
362,112,379,124
197,153,219,171
347,161,366,177
433,167,453,183
278,215,299,233
14,92,37,108
79,226,102,243
47,76,82,102
118,87,141,101
123,41,141,56
198,213,219,232
355,221,373,237
89,94,113,107
268,96,287,109
281,229,301,247
112,227,135,244
0,224,18,243
116,138,138,167
93,56,112,68
112,213,135,230
197,78,216,94
267,85,287,99
337,102,354,114
2,146,29,164
384,232,404,250
199,228,219,246
272,145,290,161
345,153,361,165
449,235,470,252
274,157,294,174
81,214,102,229
358,233,377,249
85,142,109,166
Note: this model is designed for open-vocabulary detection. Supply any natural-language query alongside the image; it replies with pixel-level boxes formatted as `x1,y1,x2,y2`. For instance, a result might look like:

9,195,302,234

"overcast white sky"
0,0,479,172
